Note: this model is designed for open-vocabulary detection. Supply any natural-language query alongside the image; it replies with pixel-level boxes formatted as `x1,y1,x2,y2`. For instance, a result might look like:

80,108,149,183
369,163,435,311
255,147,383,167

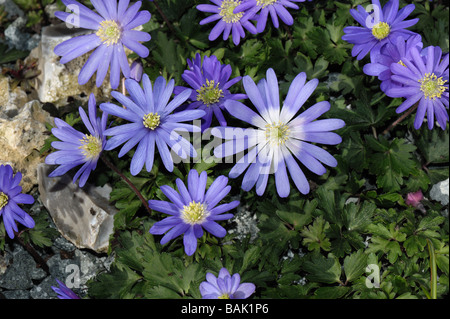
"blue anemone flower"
197,0,257,45
45,94,108,187
149,169,239,256
387,45,449,130
363,34,423,93
342,0,419,61
101,75,205,175
200,268,256,299
234,0,305,33
0,165,35,239
54,0,151,89
174,53,247,131
212,68,345,198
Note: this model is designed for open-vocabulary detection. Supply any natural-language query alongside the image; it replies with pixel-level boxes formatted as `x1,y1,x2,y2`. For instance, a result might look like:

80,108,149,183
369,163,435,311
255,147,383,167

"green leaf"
0,44,29,64
87,265,142,299
313,286,350,299
301,216,332,252
303,253,342,284
367,136,417,192
343,201,376,232
239,245,261,273
343,250,368,283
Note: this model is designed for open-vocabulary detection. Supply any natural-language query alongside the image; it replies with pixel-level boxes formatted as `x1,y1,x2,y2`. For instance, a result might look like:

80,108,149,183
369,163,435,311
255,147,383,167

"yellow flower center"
196,80,224,107
181,201,208,225
219,0,243,24
398,60,406,67
79,135,103,160
265,122,290,146
371,22,390,40
256,0,277,8
218,293,230,299
0,192,9,210
419,73,447,100
143,112,161,130
96,20,122,46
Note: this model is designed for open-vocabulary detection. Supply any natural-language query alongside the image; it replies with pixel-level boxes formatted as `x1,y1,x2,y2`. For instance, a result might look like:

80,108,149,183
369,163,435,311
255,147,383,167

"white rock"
0,100,53,193
430,178,449,206
35,24,112,105
37,163,118,253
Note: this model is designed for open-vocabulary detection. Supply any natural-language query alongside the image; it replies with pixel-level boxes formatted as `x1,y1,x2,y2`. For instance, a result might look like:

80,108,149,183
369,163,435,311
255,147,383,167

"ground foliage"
1,0,448,299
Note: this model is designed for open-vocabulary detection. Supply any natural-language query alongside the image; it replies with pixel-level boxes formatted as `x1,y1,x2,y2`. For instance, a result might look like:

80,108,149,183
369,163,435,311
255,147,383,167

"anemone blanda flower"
149,169,239,256
342,0,419,61
54,0,151,89
173,53,246,131
0,165,35,239
363,34,423,93
200,268,256,299
101,75,205,175
386,45,449,130
197,0,257,45
233,0,305,33
51,279,81,299
212,68,345,198
45,94,108,187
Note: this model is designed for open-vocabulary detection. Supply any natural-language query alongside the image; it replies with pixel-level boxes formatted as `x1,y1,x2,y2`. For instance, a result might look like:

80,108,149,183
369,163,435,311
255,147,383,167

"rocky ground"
0,193,115,299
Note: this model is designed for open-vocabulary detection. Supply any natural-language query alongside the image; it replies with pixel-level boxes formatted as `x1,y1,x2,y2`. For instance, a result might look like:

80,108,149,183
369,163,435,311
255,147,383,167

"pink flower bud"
405,190,424,207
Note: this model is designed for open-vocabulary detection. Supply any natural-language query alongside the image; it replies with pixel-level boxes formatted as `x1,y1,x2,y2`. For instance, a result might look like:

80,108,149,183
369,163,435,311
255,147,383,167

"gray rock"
430,178,449,206
0,250,40,290
37,163,118,253
0,0,24,19
2,289,31,299
30,276,55,299
4,16,39,52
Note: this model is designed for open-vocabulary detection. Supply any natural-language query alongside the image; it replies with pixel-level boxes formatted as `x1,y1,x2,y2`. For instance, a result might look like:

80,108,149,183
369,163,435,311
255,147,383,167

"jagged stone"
0,100,53,193
430,178,449,206
37,163,118,253
34,24,112,105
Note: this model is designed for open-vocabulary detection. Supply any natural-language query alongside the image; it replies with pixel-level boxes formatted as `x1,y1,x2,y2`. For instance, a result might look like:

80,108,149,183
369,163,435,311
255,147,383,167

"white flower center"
265,121,290,146
96,20,122,46
79,135,103,160
181,201,208,225
219,0,243,24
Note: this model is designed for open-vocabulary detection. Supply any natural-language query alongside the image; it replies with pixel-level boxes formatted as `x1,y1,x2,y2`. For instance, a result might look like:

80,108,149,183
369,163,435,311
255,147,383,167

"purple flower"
174,53,247,131
51,279,81,299
101,75,205,175
197,0,257,45
342,0,419,61
46,94,108,187
0,165,35,239
386,45,449,130
363,34,423,93
149,169,239,256
234,0,305,33
212,68,345,197
54,0,151,89
200,268,255,299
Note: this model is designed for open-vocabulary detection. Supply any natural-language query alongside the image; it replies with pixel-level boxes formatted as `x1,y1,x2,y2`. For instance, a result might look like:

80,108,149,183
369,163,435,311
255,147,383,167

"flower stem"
382,102,419,136
152,0,175,34
15,232,50,275
100,154,152,215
